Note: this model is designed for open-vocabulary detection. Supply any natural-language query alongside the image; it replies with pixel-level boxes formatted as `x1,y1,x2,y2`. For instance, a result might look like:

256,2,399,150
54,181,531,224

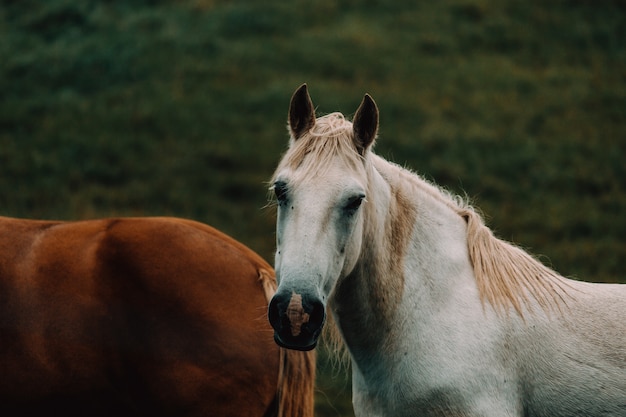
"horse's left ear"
352,94,378,155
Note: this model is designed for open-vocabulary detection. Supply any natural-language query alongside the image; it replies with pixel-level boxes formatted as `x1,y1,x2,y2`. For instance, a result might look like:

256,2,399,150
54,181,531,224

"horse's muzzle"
268,289,325,351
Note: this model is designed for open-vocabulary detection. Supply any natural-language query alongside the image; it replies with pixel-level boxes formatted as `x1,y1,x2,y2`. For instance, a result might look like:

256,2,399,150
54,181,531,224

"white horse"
268,84,626,417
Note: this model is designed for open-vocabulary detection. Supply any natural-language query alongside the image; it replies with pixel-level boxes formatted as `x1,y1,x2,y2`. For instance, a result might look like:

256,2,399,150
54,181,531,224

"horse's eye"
344,194,365,213
273,181,288,203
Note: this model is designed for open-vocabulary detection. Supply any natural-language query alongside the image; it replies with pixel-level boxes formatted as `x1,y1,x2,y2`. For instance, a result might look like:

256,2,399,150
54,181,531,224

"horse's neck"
333,155,479,362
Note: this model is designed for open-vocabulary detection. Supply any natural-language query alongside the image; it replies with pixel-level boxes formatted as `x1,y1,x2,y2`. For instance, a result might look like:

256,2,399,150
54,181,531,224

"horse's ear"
288,83,316,141
352,94,378,155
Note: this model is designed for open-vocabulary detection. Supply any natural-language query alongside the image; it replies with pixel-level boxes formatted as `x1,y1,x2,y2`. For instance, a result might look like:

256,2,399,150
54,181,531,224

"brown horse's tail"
260,268,316,417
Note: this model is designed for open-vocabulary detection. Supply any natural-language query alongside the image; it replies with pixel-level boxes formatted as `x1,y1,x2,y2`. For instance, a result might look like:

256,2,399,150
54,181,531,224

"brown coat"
0,216,314,417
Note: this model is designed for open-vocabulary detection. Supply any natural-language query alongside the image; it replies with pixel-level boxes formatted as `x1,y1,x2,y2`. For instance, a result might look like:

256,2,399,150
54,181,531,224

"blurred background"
1,0,624,415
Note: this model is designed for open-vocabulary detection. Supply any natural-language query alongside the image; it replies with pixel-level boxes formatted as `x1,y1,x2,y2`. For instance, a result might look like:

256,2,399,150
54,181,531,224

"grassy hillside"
1,1,624,415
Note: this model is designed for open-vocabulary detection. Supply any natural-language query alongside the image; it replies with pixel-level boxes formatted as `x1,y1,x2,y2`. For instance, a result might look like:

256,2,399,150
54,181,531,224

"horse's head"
268,84,378,350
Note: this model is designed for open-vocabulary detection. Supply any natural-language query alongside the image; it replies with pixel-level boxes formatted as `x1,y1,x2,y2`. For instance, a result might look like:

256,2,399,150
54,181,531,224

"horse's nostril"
268,296,282,331
307,299,325,332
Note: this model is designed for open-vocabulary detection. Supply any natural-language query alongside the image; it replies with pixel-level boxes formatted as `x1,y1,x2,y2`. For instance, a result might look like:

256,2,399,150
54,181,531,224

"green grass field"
1,1,624,415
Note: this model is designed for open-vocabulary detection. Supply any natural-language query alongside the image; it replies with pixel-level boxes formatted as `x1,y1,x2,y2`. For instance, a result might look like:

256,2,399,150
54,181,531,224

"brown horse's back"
0,216,281,417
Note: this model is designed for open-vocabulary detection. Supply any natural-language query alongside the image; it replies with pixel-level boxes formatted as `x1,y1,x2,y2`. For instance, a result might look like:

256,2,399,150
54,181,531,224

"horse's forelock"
275,113,366,184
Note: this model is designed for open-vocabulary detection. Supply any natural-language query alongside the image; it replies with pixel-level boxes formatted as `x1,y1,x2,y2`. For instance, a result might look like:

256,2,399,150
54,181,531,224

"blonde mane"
390,163,572,318
459,208,572,317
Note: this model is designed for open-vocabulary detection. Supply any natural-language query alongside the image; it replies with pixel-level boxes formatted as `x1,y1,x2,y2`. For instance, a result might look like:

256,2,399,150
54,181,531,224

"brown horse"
0,216,315,417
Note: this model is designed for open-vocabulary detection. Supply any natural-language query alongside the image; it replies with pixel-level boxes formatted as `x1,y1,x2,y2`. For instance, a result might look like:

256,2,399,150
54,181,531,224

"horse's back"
0,216,279,417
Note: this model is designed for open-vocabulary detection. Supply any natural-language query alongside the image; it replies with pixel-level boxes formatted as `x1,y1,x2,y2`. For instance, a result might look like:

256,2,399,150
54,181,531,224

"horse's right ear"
288,84,315,141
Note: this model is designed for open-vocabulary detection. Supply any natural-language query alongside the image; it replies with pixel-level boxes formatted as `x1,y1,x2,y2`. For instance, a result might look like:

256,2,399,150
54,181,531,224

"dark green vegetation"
1,1,624,415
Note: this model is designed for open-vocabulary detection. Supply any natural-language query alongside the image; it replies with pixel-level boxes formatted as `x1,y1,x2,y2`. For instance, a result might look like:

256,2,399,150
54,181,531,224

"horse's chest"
352,360,471,417
353,385,471,417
